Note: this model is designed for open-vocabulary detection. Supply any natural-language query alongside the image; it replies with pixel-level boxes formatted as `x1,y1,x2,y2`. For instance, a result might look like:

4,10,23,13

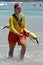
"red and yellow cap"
14,3,21,9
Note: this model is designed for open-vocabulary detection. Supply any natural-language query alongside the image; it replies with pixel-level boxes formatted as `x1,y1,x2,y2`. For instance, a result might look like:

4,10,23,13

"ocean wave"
0,2,7,6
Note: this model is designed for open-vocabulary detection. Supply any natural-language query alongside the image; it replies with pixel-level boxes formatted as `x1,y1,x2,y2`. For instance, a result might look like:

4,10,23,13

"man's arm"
9,16,22,36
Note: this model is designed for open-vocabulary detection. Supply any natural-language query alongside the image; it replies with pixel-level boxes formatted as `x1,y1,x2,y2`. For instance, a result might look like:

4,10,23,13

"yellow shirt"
9,14,26,34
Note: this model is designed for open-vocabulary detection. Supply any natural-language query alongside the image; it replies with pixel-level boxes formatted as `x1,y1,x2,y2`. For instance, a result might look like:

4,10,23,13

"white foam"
24,52,33,59
0,10,11,12
0,2,7,6
0,26,3,30
0,45,8,47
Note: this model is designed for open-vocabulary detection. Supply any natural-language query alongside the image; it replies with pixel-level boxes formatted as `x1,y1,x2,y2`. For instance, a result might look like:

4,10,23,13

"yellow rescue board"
28,32,37,39
24,28,39,44
24,28,36,39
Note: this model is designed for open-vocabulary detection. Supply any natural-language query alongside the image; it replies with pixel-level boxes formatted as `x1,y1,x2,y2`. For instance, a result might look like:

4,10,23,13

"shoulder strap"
12,14,22,25
12,14,18,21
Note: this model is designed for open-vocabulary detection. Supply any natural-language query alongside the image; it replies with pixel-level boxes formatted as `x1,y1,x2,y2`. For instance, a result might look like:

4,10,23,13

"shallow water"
0,2,43,65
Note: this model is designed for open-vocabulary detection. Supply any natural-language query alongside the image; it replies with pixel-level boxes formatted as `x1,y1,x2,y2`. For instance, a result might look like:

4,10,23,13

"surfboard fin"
2,24,9,29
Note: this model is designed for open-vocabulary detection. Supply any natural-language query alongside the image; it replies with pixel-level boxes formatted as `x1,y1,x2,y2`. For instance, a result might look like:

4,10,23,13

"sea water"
0,2,43,65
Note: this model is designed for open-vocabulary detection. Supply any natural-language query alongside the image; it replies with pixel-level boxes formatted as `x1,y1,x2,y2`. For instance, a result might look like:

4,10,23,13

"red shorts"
8,31,26,46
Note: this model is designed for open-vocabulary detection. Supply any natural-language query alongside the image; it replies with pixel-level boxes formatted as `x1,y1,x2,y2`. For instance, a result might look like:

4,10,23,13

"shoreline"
0,1,43,3
0,1,43,4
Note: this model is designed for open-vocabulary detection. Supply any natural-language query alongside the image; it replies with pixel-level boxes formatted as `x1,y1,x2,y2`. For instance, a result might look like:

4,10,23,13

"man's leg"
8,31,16,57
21,44,26,59
18,35,26,59
8,44,15,57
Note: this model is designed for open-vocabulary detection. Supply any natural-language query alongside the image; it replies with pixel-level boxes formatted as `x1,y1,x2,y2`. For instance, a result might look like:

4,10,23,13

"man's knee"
21,44,26,51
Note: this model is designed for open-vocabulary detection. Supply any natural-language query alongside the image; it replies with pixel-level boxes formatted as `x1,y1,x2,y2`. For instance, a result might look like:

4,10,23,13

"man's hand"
18,33,23,37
